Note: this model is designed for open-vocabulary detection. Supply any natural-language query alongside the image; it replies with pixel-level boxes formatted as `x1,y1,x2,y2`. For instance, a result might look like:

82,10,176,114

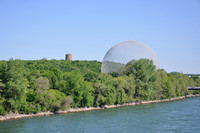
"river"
0,97,200,133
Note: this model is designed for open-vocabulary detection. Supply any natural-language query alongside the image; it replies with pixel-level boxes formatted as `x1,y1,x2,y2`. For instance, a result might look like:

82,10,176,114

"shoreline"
1,94,200,121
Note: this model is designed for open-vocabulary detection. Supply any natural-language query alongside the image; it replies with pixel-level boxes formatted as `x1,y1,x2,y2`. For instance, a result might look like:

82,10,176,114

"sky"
0,0,200,74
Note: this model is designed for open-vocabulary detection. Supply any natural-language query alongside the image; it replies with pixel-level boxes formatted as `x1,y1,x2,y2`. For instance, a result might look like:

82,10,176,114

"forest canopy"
0,59,199,115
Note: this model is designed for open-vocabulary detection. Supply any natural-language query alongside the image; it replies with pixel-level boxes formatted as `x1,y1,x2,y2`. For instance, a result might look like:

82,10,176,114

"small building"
65,54,72,61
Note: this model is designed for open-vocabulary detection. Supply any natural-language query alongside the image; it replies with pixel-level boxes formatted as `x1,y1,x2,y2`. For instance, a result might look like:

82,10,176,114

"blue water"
0,97,200,133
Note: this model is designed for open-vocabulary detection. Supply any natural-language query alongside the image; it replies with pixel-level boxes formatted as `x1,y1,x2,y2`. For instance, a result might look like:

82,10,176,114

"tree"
35,77,50,111
36,77,49,92
84,71,98,82
114,77,127,104
0,58,199,115
63,71,94,107
121,59,157,100
93,73,116,106
0,93,6,115
114,75,136,103
0,59,27,113
191,75,200,87
48,89,72,112
93,82,107,106
81,81,94,107
153,69,168,99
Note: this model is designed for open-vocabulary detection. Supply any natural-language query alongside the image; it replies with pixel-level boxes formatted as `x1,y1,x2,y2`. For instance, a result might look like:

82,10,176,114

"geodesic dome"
101,41,160,74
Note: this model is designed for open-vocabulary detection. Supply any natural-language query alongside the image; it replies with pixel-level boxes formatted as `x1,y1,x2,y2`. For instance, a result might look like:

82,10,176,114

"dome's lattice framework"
101,41,160,74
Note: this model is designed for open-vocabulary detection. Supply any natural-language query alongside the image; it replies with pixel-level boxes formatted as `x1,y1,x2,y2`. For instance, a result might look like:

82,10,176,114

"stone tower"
65,54,72,61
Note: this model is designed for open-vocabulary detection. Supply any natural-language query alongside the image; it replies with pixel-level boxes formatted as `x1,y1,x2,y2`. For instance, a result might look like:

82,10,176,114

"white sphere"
101,41,160,74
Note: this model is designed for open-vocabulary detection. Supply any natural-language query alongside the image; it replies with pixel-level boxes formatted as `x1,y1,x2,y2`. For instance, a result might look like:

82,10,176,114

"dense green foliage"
0,59,199,115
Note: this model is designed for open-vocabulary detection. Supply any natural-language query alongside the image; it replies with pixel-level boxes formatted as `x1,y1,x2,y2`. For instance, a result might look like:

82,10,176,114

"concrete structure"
65,54,72,61
185,74,200,77
101,41,160,74
188,87,200,90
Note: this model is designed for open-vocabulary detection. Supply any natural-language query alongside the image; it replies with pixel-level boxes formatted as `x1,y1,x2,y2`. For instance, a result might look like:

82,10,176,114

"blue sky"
0,0,200,73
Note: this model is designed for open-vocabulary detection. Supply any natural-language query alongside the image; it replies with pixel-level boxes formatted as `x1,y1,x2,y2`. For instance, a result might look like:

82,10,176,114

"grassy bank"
1,94,199,121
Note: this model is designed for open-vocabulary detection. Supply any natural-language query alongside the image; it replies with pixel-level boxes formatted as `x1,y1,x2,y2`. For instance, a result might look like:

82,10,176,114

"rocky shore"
1,94,199,121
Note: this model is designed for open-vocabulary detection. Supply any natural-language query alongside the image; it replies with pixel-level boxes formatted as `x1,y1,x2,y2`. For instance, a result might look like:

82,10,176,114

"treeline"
0,59,199,115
